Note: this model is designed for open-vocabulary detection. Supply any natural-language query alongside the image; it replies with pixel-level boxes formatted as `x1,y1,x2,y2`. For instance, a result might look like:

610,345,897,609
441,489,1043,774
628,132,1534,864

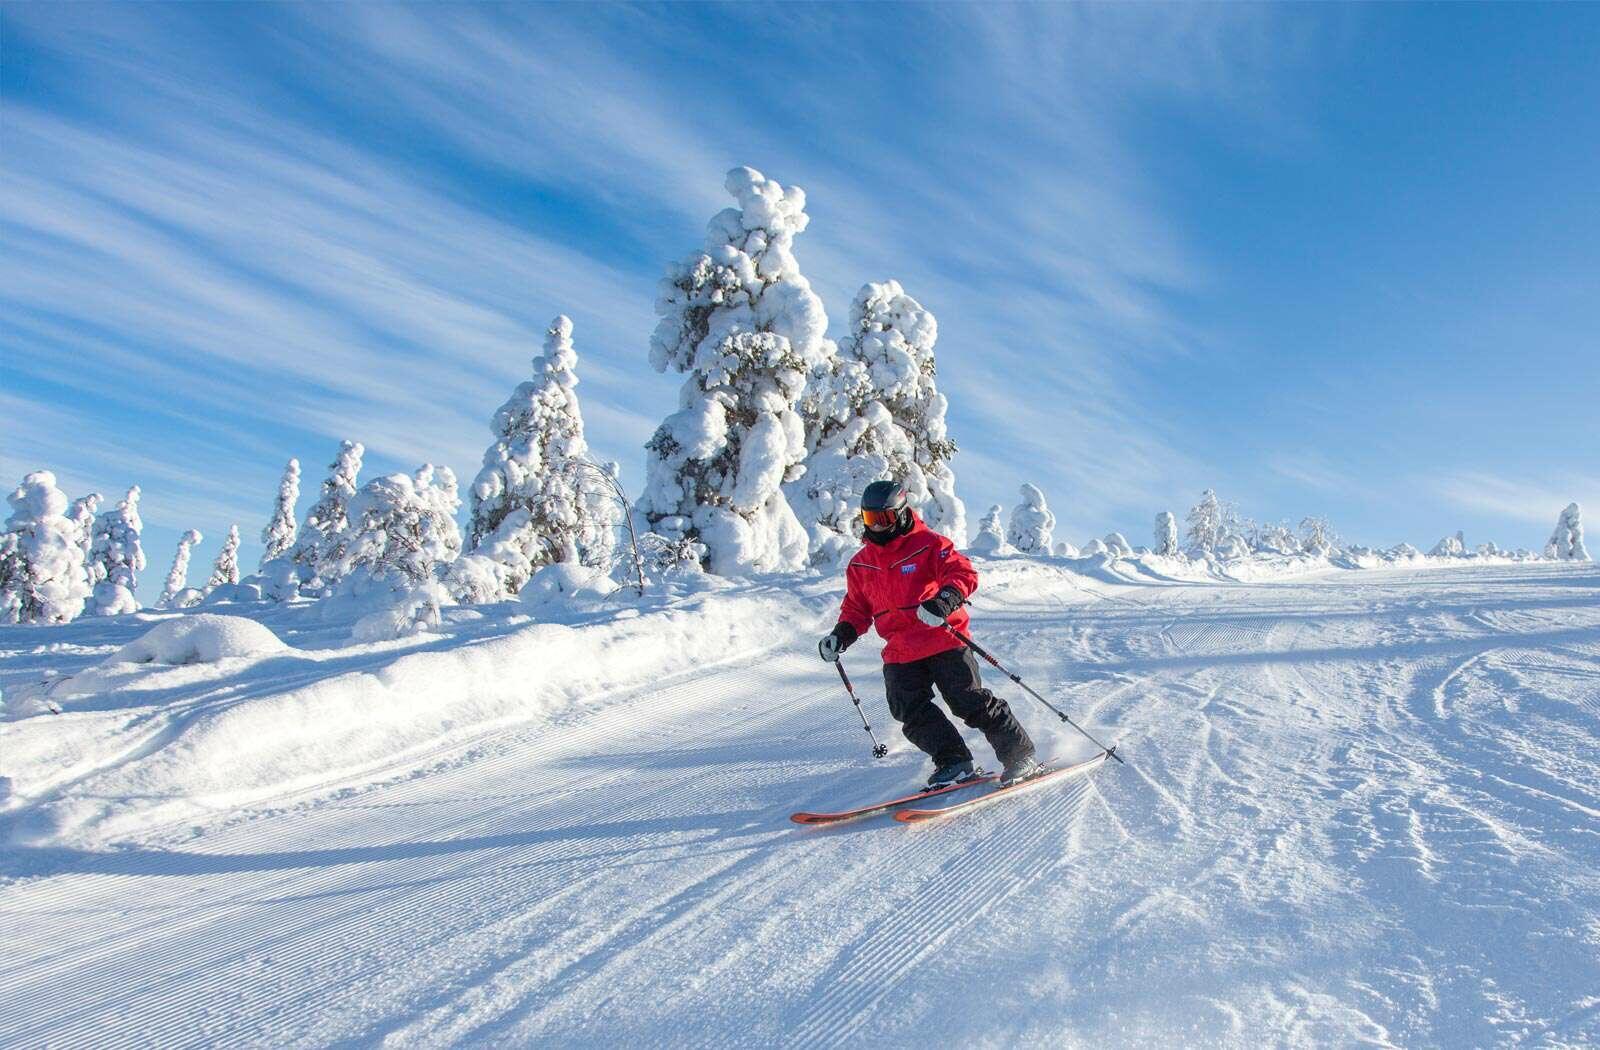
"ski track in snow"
2,563,1599,1047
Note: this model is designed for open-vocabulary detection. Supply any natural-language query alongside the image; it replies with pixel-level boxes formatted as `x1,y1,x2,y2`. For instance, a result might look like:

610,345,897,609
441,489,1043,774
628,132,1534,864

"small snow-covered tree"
338,464,462,587
260,458,300,567
1053,540,1080,558
0,471,93,624
157,529,203,608
88,486,145,615
207,525,241,590
467,316,618,597
1545,503,1589,561
288,441,363,589
969,504,1010,556
68,493,101,562
1186,490,1226,555
1104,532,1133,559
1081,538,1110,557
789,281,966,558
1154,511,1179,556
1216,534,1250,560
1429,531,1467,558
1007,484,1055,554
639,166,828,575
1300,516,1336,555
1248,521,1296,555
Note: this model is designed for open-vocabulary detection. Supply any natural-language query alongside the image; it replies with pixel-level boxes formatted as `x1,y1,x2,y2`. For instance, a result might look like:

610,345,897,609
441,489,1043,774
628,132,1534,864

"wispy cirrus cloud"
2,3,1323,592
1434,472,1596,528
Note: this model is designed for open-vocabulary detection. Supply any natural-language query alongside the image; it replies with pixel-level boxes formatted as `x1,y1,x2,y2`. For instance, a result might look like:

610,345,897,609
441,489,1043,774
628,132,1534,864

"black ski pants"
883,647,1035,768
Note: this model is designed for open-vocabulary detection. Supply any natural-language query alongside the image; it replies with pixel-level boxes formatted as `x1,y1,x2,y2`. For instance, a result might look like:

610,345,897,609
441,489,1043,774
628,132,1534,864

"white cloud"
1434,473,1599,527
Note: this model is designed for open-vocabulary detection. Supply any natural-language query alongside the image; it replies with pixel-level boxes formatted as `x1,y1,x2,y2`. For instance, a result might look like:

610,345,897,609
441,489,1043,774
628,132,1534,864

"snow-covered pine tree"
0,471,93,624
969,504,1010,556
260,458,300,567
466,315,617,598
207,525,241,590
788,281,966,560
1007,484,1055,554
1154,511,1179,556
639,166,828,575
288,441,363,590
338,465,462,588
88,486,145,615
1185,489,1226,555
1545,503,1589,561
157,529,203,608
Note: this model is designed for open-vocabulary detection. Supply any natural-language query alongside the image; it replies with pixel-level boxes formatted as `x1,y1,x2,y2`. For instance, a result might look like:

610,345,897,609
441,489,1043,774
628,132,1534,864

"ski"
892,751,1111,823
790,773,997,826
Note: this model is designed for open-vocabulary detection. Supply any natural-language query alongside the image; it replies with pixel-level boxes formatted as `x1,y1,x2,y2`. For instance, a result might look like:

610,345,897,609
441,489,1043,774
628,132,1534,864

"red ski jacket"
837,512,978,664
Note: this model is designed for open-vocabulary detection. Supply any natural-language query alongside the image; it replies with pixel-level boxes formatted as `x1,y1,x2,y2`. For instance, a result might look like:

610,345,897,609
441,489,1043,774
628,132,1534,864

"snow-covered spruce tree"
1185,489,1226,555
0,471,93,624
68,493,101,563
639,166,829,575
465,315,618,598
1007,484,1055,554
1545,503,1589,561
157,529,203,608
969,504,1010,556
1104,532,1133,559
207,525,241,590
1154,511,1179,556
338,465,462,588
259,458,300,568
287,441,363,590
88,486,145,615
1429,531,1467,558
788,280,966,560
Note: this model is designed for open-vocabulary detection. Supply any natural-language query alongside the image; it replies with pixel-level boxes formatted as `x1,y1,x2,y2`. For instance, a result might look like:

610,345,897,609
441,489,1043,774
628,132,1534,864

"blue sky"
4,4,1598,597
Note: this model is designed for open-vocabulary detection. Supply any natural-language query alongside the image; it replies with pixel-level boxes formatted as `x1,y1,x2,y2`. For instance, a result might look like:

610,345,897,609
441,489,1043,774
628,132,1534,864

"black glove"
818,622,858,662
917,586,964,626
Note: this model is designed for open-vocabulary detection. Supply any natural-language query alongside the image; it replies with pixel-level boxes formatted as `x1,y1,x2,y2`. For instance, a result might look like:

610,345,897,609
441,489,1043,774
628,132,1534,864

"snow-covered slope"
2,561,1598,1047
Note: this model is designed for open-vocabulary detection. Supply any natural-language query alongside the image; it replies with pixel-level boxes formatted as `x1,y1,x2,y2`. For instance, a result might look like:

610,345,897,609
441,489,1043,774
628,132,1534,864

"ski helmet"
860,480,910,532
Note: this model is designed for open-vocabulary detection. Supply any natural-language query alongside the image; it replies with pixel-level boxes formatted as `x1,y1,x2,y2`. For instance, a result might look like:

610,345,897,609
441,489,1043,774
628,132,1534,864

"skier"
818,480,1043,788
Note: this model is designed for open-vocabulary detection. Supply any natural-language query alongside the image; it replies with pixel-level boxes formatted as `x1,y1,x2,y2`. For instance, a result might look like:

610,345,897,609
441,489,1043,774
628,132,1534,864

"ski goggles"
860,507,899,529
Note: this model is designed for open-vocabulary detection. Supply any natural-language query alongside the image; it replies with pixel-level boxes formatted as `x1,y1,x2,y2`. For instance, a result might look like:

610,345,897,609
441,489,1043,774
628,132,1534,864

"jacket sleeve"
934,535,979,599
838,562,874,636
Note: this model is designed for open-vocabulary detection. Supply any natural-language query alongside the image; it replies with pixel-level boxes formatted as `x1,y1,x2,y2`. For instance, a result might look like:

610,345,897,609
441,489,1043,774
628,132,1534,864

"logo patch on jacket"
900,562,917,574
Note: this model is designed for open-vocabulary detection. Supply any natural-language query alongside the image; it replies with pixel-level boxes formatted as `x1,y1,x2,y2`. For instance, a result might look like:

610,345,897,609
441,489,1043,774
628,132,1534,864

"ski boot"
925,759,979,790
999,754,1044,788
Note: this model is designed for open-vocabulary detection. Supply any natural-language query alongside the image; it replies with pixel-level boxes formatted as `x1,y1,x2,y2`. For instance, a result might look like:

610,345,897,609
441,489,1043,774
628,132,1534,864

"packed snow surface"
2,560,1597,1047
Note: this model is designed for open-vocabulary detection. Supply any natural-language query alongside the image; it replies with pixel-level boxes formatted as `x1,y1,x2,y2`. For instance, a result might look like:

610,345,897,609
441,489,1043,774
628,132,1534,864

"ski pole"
939,618,1125,765
834,656,889,759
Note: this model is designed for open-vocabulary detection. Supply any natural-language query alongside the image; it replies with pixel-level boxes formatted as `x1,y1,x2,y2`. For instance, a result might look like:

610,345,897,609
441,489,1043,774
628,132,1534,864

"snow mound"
108,614,288,666
520,562,620,608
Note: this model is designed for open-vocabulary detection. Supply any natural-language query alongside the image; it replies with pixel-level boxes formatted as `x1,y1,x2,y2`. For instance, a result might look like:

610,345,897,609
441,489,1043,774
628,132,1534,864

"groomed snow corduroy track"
3,562,1598,1047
